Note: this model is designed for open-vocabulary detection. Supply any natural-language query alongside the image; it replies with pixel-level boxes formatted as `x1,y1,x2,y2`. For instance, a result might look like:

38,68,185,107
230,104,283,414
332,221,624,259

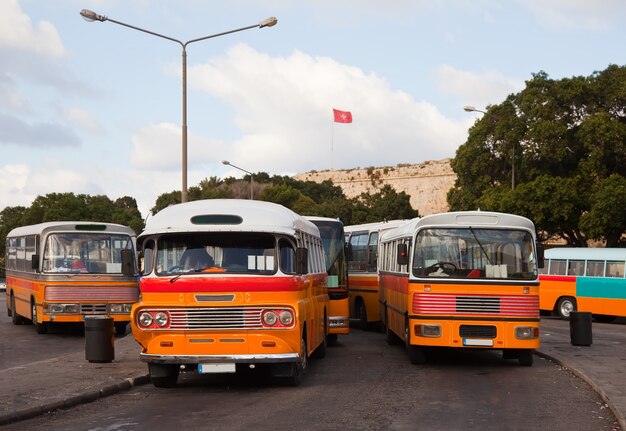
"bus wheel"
556,297,577,320
405,317,426,365
31,300,47,334
289,334,308,386
326,333,338,345
518,349,534,366
114,322,128,336
11,294,25,325
149,363,179,388
357,299,368,330
385,309,401,345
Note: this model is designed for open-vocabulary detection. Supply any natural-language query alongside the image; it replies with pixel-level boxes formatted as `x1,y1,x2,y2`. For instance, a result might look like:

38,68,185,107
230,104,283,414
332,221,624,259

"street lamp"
222,160,253,199
80,9,277,203
463,105,515,190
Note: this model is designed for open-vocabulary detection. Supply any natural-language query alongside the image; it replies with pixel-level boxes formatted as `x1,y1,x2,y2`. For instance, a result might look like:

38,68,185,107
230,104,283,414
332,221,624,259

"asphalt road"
0,296,619,431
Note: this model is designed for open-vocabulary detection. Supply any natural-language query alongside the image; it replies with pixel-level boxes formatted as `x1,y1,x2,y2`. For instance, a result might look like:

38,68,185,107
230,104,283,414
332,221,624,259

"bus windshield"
154,232,294,275
412,228,537,280
43,233,134,274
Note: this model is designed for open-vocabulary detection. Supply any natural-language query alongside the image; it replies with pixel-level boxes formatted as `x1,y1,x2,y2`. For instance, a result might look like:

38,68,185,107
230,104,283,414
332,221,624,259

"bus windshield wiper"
469,226,493,265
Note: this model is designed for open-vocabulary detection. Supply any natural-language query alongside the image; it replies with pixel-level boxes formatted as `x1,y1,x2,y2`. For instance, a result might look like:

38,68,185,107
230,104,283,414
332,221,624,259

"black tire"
149,363,180,388
31,300,47,334
518,349,534,366
556,296,577,319
326,333,338,345
288,333,308,386
385,308,401,345
357,299,368,330
11,294,24,325
405,317,426,365
114,322,128,336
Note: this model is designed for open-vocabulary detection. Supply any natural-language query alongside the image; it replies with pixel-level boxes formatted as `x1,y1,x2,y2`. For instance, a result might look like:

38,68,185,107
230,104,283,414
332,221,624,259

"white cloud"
0,0,66,58
64,108,103,134
188,44,468,173
519,0,626,31
434,65,524,110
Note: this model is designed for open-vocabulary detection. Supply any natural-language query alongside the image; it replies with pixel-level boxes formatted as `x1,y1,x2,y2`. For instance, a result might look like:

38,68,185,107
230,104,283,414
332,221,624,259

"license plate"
198,363,236,374
463,338,493,347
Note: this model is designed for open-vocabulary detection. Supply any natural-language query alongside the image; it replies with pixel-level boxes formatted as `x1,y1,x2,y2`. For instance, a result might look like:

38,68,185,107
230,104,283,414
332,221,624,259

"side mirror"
31,254,39,271
345,242,353,261
121,249,135,277
397,243,409,266
295,247,308,275
536,242,544,269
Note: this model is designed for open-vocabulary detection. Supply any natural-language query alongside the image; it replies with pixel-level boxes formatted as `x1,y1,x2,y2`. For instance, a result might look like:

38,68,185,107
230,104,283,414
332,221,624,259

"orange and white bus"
539,247,626,322
131,199,329,387
306,216,349,341
379,211,543,366
344,220,405,329
5,222,138,335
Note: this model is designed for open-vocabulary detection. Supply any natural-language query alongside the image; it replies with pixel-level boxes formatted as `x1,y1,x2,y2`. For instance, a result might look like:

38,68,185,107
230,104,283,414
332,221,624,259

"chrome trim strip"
140,352,299,364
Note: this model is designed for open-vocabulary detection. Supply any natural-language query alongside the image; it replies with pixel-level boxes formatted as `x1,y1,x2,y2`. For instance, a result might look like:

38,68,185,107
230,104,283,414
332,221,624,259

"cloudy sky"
1,0,625,217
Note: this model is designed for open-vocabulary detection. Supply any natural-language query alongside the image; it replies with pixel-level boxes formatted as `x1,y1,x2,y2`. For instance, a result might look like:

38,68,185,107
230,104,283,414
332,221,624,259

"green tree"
450,65,626,244
580,174,626,246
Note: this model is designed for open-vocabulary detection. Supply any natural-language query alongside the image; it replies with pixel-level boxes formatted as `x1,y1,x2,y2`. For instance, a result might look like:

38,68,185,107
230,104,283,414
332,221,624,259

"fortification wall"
294,158,456,216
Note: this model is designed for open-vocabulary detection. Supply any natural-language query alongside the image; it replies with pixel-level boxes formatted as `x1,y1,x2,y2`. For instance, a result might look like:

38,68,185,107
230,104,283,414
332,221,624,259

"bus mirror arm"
121,249,135,277
536,242,545,269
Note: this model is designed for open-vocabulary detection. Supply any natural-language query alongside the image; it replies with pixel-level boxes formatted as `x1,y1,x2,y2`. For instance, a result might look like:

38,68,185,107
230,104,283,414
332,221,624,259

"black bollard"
85,316,115,363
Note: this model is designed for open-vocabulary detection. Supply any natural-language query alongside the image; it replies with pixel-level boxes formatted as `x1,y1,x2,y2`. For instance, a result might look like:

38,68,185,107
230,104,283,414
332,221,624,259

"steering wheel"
427,262,457,275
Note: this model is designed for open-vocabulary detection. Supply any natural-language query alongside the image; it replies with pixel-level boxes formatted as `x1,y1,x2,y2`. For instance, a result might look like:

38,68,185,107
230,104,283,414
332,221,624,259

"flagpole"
331,117,335,169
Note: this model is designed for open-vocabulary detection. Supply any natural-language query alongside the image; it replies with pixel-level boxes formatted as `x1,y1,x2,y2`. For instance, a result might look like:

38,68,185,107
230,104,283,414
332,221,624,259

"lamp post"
222,160,253,199
80,9,277,203
463,105,515,190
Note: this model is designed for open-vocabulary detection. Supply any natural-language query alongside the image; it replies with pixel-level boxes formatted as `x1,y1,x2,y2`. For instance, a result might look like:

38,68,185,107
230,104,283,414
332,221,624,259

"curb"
535,350,626,431
0,374,150,426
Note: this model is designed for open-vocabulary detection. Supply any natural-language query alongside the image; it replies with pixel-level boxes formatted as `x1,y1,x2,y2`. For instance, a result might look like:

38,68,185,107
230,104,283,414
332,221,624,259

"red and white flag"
333,108,352,123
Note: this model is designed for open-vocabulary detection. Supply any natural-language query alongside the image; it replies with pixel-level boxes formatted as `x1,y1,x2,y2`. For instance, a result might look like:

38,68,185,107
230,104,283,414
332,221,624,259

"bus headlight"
154,312,169,327
44,303,79,314
110,303,134,314
515,326,539,339
138,312,153,327
263,311,278,327
415,324,441,338
279,310,294,326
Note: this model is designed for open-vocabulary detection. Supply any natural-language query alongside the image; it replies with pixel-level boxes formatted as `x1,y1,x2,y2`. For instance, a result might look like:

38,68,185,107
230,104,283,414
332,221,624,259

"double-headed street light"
222,160,253,199
80,9,277,203
463,105,516,190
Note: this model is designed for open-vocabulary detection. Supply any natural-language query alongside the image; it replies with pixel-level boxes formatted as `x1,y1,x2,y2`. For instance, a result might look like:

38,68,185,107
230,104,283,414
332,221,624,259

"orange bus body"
5,222,138,334
131,199,329,387
380,212,542,366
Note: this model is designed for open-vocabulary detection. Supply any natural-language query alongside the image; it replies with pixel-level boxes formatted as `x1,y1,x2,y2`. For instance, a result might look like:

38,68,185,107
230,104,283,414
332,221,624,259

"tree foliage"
449,64,626,245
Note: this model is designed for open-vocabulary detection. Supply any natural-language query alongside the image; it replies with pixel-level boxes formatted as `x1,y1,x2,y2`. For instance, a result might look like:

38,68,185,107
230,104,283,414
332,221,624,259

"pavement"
0,317,625,428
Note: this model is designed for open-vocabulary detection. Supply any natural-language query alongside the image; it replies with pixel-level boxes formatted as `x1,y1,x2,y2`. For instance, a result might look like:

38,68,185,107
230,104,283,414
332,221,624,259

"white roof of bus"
305,216,343,225
416,211,536,232
379,217,421,242
545,247,626,261
344,219,406,235
141,199,319,237
8,221,136,238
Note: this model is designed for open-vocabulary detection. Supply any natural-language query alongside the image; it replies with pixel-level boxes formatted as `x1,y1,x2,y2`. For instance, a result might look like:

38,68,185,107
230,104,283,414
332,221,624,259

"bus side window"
279,239,295,274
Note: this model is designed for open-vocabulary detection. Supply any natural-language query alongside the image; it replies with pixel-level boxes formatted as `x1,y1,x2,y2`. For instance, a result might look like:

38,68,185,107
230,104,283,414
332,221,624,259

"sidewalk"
0,318,625,428
0,333,149,426
537,318,626,430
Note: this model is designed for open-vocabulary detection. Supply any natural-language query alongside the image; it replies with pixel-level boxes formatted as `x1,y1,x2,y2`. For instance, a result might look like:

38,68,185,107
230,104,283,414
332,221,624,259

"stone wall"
294,158,457,216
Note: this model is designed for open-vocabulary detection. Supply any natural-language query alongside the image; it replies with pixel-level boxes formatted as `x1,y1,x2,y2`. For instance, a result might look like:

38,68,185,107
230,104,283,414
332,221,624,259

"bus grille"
413,293,538,318
459,325,497,338
81,304,108,314
167,307,265,330
45,285,138,301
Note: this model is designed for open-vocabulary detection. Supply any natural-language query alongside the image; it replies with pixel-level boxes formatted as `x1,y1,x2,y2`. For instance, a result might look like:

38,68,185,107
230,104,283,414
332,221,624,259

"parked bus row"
4,200,348,387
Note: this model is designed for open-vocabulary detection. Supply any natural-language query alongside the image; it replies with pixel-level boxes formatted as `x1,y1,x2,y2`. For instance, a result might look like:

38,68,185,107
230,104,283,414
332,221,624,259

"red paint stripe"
539,275,576,283
140,274,325,293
